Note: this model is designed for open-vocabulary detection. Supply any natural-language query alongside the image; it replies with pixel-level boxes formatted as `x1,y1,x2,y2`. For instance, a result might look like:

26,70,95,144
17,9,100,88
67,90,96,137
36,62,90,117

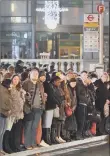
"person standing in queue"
0,79,12,156
22,68,45,150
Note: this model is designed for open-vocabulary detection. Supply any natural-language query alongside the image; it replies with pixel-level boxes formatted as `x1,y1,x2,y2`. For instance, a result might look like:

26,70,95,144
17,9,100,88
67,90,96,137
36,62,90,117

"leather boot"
3,131,13,154
43,128,52,145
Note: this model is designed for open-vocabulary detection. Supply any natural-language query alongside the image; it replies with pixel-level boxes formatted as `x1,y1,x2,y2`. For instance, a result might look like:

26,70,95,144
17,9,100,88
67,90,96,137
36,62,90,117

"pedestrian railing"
1,59,83,72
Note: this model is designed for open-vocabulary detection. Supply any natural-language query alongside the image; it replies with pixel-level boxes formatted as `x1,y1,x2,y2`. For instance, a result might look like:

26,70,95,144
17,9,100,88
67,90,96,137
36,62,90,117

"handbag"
87,109,101,123
65,105,73,117
53,107,60,118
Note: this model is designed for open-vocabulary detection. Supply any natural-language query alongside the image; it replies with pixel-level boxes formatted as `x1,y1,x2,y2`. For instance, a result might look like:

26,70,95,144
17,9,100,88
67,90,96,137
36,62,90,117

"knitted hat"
39,71,46,77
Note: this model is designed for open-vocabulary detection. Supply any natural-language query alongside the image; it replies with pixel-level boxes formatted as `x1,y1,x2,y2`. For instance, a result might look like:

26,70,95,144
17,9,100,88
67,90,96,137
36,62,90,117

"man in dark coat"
15,60,24,74
76,71,90,140
94,72,109,117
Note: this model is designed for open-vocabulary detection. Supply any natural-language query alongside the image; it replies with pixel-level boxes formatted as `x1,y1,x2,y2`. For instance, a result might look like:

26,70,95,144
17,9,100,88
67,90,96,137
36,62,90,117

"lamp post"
0,0,1,66
108,1,110,70
98,0,104,65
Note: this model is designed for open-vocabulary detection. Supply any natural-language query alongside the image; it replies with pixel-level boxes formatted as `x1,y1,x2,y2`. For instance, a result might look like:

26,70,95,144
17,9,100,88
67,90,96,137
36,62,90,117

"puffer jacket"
0,83,12,116
44,82,63,110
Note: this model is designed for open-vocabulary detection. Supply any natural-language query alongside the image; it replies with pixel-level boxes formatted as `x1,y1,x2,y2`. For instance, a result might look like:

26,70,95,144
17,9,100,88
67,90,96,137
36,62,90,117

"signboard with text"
84,14,99,53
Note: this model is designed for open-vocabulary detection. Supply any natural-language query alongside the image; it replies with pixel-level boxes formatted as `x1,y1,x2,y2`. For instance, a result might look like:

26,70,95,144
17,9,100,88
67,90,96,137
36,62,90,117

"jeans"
76,104,87,136
42,110,54,128
0,114,6,150
24,109,43,147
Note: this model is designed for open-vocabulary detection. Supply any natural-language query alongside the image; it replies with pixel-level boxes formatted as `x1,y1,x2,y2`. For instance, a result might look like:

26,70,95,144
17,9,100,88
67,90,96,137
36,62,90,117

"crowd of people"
0,60,110,156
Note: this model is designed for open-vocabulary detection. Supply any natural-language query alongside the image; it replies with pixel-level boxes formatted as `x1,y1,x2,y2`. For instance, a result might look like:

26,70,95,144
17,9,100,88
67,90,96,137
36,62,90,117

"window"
0,0,27,16
1,31,32,59
36,32,81,59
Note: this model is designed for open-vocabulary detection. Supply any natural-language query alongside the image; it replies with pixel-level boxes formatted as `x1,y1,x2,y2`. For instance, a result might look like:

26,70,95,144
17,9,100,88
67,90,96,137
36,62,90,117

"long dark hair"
11,74,22,91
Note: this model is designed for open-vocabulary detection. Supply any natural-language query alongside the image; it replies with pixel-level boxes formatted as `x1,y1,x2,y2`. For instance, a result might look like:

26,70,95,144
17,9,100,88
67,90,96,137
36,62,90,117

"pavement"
66,144,109,156
6,135,109,156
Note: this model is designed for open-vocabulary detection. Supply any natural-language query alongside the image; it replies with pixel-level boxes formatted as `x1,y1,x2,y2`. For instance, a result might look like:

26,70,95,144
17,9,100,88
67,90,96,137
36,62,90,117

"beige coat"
10,87,26,120
0,84,12,116
104,100,110,117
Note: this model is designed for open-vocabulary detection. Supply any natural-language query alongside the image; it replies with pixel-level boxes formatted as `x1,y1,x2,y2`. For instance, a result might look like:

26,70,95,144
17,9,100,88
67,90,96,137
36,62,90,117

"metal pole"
99,0,104,65
108,1,110,69
92,0,93,13
31,0,36,59
0,0,1,66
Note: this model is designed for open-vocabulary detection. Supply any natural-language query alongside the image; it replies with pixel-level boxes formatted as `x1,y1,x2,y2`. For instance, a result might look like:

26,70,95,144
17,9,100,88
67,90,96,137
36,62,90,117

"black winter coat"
15,64,24,74
76,78,90,105
44,82,63,110
94,79,108,113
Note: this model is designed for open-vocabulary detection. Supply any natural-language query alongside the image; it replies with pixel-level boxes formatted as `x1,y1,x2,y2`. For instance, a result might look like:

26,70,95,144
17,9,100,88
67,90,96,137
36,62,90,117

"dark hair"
50,76,61,83
3,72,12,80
81,71,88,74
16,60,24,65
69,78,76,83
31,67,39,73
51,72,57,79
32,62,36,66
39,70,46,78
11,74,21,91
21,71,28,82
89,73,98,79
2,79,11,89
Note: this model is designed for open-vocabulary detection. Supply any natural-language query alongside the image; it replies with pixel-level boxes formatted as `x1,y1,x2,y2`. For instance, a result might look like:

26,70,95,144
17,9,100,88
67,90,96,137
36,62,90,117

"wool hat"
39,71,46,77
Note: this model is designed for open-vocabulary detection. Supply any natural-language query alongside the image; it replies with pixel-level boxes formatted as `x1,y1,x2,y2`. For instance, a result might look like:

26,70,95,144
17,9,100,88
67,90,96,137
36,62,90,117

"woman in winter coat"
8,74,26,152
0,79,12,155
64,78,77,141
52,72,68,144
42,76,63,145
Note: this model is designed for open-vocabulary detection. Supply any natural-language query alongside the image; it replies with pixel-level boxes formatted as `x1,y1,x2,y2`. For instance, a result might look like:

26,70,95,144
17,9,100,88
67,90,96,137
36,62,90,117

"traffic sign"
97,4,105,14
87,15,94,21
84,14,98,23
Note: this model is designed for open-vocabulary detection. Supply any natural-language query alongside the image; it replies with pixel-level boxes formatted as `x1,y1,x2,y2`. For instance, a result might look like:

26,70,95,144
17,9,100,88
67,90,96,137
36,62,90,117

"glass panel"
36,32,53,58
36,32,81,59
36,12,45,24
0,0,27,16
28,0,31,16
84,4,92,13
59,33,80,59
28,17,32,23
61,7,84,25
1,17,27,23
104,36,109,57
1,31,32,59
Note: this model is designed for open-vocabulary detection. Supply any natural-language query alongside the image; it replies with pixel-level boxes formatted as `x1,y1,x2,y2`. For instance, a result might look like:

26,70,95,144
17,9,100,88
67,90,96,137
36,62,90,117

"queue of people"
0,60,110,155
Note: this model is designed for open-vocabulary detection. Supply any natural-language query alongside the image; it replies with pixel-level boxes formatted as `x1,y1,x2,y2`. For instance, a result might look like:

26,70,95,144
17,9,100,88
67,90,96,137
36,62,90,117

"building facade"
0,0,109,71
